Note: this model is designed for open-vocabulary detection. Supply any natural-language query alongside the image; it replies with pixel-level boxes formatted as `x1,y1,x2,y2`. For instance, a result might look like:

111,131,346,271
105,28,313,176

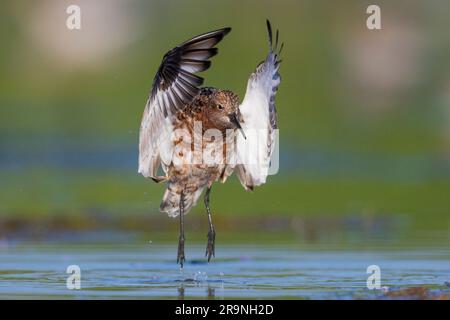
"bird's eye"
217,104,224,110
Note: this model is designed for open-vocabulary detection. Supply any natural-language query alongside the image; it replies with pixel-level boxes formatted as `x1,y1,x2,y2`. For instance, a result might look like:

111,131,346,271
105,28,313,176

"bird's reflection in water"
177,285,185,300
207,286,215,300
176,278,223,300
177,283,219,300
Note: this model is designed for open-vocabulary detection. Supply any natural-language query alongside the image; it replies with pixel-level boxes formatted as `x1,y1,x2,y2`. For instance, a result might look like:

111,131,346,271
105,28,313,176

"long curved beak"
229,113,246,139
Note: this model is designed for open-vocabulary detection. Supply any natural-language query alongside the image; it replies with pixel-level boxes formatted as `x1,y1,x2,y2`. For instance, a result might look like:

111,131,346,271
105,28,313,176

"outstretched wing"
235,20,282,190
138,27,231,180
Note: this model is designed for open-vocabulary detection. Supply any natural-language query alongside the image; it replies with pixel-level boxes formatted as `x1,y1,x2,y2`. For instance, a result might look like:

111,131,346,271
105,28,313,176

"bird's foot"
205,229,215,262
177,236,185,268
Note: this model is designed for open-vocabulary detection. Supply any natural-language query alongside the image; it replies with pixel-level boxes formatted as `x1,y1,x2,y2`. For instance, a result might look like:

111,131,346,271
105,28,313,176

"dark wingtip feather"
211,27,231,45
222,27,232,35
275,29,279,49
266,19,273,48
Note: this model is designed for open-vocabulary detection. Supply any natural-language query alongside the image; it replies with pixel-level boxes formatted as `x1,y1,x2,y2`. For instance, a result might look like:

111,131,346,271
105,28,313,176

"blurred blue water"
0,244,448,299
1,135,449,182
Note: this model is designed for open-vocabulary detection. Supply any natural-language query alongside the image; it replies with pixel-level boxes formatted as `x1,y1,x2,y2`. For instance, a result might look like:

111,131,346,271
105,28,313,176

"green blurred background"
0,0,449,246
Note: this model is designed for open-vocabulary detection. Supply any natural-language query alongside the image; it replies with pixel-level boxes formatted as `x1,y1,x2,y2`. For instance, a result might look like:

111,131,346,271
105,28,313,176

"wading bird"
139,20,282,267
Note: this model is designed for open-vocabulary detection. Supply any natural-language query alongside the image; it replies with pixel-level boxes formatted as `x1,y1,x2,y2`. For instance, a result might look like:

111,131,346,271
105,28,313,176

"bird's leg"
177,192,185,268
204,187,216,262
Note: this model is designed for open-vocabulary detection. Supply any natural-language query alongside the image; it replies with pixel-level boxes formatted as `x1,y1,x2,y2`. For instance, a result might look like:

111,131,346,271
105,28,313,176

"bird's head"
207,90,246,138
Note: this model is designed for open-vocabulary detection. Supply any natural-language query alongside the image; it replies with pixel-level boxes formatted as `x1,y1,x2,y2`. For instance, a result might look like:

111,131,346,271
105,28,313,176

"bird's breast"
169,115,236,184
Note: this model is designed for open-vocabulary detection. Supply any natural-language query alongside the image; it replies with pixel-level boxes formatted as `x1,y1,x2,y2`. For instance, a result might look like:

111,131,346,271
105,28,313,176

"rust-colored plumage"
160,88,242,217
139,21,282,267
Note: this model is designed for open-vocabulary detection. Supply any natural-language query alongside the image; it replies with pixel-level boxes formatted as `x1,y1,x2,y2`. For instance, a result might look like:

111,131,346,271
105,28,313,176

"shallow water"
0,243,449,299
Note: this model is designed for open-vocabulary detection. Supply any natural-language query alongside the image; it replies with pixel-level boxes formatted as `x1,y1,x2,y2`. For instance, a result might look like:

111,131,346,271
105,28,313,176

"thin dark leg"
177,192,185,268
204,187,215,262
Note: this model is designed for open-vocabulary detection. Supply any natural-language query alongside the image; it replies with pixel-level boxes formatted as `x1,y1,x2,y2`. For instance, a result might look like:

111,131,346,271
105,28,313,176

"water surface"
0,244,448,299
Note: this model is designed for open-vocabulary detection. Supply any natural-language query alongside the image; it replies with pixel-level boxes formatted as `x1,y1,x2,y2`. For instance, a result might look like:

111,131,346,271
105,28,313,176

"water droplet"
193,271,208,282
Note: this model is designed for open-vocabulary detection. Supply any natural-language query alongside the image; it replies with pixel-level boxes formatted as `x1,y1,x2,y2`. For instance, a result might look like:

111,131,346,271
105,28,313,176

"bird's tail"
160,186,205,217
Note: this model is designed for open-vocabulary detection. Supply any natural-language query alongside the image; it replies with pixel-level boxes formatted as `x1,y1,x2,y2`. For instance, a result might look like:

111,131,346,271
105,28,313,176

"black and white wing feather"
235,20,282,190
138,27,231,180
